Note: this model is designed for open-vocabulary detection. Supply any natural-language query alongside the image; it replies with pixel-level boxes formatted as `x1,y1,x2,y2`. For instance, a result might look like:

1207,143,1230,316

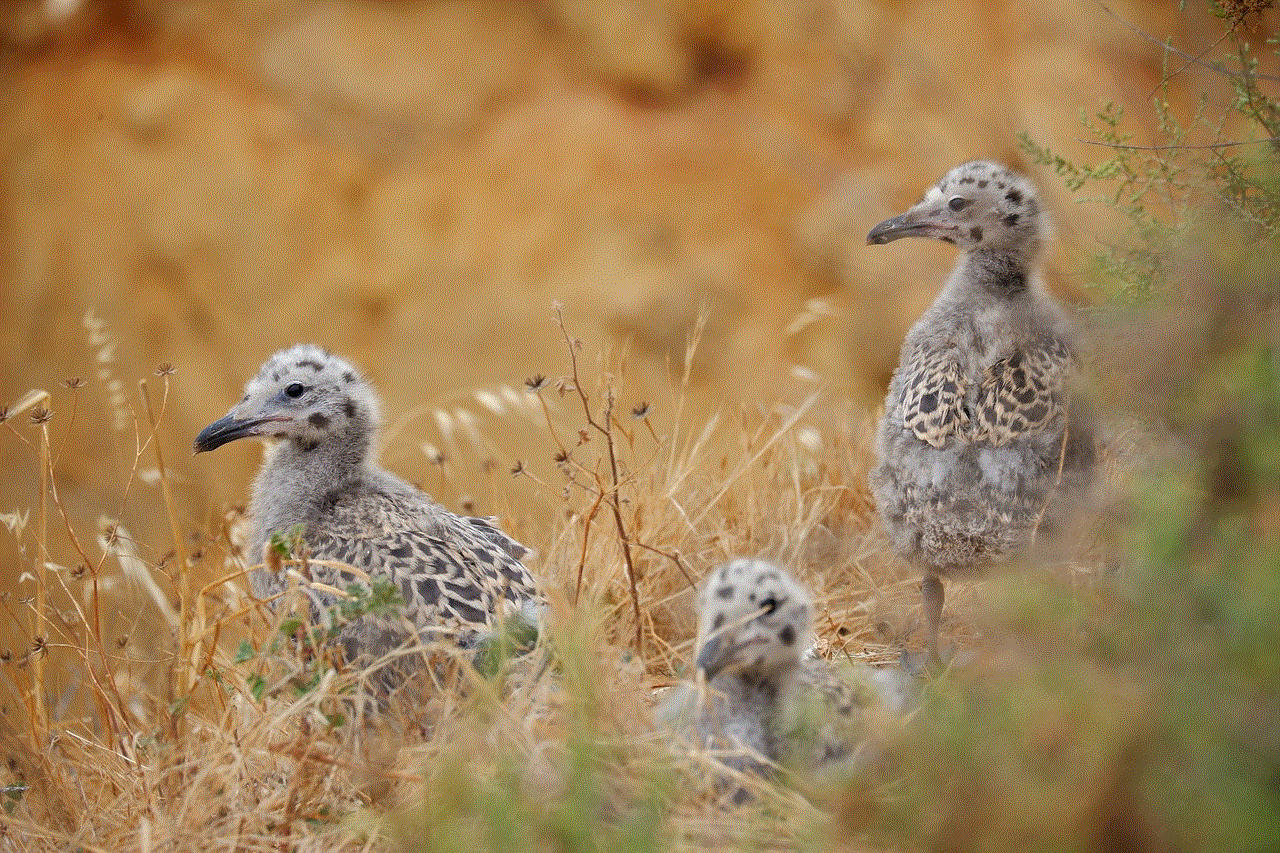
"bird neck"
959,247,1038,298
249,433,374,543
739,662,801,698
273,431,372,475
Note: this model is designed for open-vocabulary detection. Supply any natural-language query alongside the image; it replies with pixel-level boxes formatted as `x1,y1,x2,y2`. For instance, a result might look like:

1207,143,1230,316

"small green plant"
231,575,408,709
1019,1,1280,301
859,5,1280,852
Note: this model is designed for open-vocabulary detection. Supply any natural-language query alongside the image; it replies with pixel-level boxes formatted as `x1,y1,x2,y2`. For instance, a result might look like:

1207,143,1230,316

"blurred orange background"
0,1,1262,576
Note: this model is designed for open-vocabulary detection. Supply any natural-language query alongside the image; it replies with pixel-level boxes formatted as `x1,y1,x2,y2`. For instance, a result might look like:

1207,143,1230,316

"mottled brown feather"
900,344,970,448
975,339,1073,447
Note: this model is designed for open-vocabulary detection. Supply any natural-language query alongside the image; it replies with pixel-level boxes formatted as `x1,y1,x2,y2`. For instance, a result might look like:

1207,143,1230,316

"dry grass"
0,308,916,852
2,281,1273,853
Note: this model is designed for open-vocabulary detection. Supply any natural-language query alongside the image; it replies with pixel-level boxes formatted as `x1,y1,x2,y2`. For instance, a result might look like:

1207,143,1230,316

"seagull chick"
867,161,1095,659
660,559,905,800
195,344,542,685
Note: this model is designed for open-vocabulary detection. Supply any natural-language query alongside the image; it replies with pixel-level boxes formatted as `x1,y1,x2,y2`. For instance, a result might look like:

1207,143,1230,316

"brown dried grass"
0,308,910,852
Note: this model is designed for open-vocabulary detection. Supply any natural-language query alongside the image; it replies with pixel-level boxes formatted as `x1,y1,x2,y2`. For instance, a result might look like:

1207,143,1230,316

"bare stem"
555,305,644,656
31,416,50,755
139,379,191,687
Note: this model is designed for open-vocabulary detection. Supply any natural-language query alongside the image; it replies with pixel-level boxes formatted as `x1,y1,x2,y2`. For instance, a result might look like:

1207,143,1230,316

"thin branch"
554,304,644,656
1075,136,1280,151
1094,1,1280,83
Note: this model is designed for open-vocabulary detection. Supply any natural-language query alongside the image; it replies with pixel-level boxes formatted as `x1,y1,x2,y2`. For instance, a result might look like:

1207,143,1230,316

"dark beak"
867,210,937,244
696,633,748,681
695,635,727,679
194,414,285,453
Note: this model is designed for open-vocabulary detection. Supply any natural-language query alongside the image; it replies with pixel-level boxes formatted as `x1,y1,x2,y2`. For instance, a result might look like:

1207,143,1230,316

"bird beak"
696,631,754,681
193,413,288,453
866,208,940,244
695,635,730,680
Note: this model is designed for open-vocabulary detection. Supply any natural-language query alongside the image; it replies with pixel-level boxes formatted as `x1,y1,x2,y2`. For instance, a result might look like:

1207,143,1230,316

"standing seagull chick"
661,559,906,798
867,161,1094,658
195,344,542,682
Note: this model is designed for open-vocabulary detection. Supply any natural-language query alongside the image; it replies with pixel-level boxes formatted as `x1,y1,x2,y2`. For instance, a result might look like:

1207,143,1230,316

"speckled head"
694,558,814,681
867,161,1048,255
194,344,381,453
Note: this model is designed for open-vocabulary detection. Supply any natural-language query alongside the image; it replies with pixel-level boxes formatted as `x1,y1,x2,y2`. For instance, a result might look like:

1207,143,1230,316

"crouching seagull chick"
867,161,1095,660
660,558,911,802
195,344,542,689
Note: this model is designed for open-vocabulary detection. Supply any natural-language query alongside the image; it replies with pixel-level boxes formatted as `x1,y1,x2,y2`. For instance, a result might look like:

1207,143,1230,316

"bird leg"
921,572,945,662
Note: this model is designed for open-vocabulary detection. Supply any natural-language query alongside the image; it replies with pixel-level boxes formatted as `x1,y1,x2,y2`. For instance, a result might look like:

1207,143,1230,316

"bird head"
867,160,1048,256
194,344,381,454
694,558,814,681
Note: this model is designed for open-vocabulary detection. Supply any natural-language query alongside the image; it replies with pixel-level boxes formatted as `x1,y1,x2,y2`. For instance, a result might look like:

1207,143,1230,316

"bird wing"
465,516,531,561
305,489,540,637
975,338,1074,447
899,344,970,448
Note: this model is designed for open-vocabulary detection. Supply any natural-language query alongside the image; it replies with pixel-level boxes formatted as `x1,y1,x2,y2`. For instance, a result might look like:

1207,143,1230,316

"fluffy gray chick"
195,344,542,683
867,161,1095,658
660,559,900,801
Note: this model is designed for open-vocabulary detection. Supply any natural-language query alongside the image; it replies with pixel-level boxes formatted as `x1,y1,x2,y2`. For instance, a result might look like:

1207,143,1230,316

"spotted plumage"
867,161,1095,658
195,344,542,681
660,559,908,799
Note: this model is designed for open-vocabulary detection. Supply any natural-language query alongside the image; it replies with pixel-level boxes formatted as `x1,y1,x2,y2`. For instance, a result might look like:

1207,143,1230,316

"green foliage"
230,576,407,711
395,635,672,853
861,6,1280,852
471,609,542,679
1019,12,1280,301
268,523,308,558
401,737,669,853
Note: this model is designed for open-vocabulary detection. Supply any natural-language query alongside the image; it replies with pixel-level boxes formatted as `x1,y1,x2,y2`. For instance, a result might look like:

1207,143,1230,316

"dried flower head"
155,363,176,377
630,402,651,419
62,377,86,390
28,406,52,425
510,459,527,476
525,374,548,392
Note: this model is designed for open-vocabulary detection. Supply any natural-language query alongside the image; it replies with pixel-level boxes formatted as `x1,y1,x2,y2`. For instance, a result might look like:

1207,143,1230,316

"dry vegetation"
1,4,1277,853
0,305,922,852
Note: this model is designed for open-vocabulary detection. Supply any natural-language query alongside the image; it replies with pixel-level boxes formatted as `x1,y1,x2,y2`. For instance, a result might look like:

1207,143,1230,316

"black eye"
284,383,306,399
948,196,969,212
760,596,779,615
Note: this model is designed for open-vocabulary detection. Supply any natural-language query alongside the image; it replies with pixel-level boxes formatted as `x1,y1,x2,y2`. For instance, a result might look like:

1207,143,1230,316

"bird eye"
284,383,306,399
760,596,779,615
948,196,969,212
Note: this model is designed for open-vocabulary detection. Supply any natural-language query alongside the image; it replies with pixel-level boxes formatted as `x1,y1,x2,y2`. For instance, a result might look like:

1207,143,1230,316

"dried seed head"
525,374,548,392
630,402,651,419
510,459,526,476
155,363,176,377
460,496,475,514
28,407,51,425
553,450,569,464
62,377,86,390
